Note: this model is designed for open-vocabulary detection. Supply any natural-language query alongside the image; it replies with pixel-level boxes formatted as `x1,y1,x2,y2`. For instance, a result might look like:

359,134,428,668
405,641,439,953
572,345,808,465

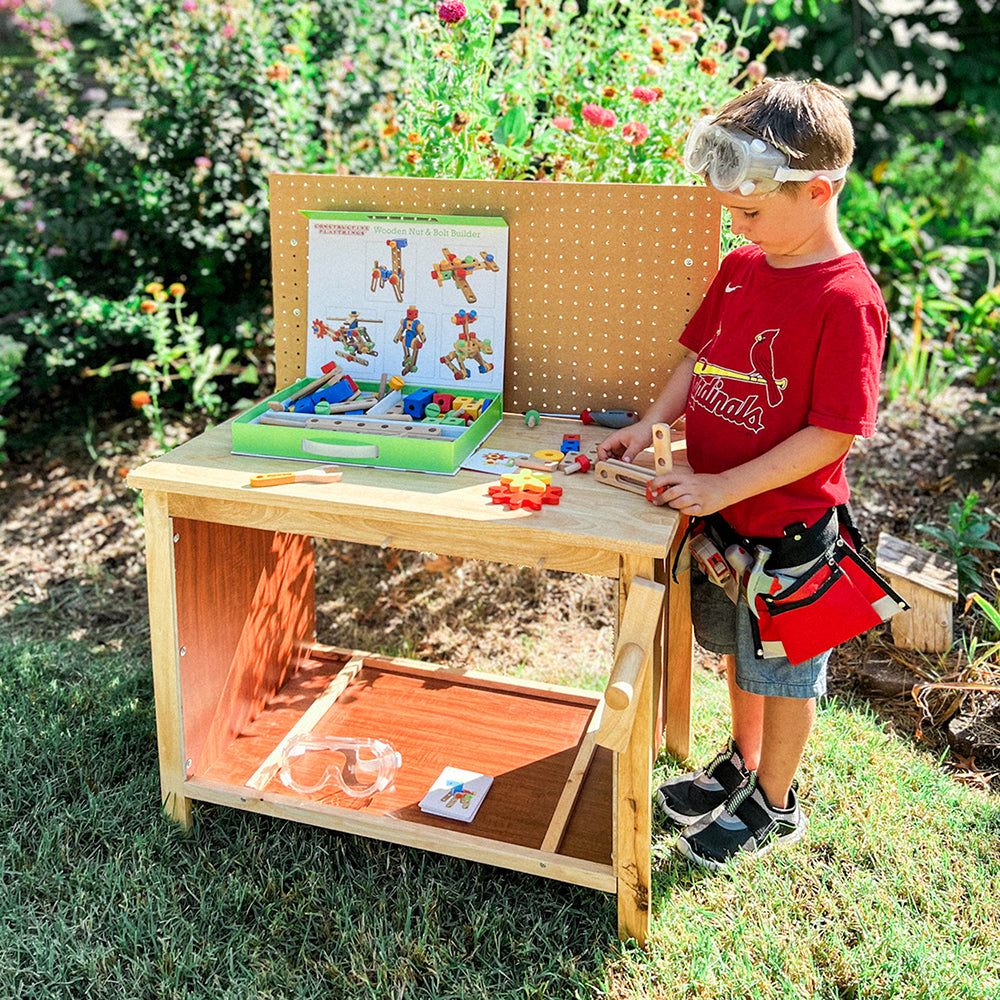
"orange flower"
140,300,158,314
267,62,291,82
698,57,718,75
131,390,152,409
405,150,422,165
168,282,186,298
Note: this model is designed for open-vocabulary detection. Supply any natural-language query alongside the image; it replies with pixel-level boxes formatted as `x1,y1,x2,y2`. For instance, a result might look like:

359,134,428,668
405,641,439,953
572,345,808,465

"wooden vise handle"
596,577,665,754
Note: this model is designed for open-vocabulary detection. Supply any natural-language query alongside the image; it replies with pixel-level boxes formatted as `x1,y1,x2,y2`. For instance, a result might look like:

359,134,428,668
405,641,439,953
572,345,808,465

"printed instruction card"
302,211,509,393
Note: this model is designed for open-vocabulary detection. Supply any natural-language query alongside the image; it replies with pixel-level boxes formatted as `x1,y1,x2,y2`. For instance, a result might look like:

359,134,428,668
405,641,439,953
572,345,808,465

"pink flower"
621,121,650,146
552,115,573,131
581,103,617,129
111,228,129,244
747,60,767,82
768,26,790,51
438,0,467,24
221,22,236,38
631,86,659,105
194,156,212,169
182,0,197,10
733,45,750,62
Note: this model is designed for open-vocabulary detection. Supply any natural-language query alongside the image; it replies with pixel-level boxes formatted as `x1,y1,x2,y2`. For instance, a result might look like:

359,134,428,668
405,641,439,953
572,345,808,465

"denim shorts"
690,567,831,700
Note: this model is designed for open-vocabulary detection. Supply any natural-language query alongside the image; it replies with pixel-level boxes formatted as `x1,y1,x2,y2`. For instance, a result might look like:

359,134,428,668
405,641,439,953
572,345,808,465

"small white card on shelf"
418,767,493,823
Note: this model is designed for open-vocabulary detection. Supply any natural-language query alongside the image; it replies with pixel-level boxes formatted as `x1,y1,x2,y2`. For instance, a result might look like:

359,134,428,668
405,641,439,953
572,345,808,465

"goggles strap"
773,163,849,183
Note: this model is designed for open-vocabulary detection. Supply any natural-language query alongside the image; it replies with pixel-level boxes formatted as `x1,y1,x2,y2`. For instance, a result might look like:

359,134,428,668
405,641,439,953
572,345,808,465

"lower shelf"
193,646,615,890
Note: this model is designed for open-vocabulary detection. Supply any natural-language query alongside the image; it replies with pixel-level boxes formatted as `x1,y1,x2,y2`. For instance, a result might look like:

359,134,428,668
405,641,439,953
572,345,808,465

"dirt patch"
2,389,998,784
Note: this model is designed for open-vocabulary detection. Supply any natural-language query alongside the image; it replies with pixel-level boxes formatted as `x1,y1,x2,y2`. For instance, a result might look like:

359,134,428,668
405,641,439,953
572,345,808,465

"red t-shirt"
679,244,886,537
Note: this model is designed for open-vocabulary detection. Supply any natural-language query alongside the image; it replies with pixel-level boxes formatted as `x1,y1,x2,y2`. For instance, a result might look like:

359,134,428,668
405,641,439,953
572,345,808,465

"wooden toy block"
875,532,958,652
432,392,454,413
652,423,672,474
403,386,435,420
594,459,656,497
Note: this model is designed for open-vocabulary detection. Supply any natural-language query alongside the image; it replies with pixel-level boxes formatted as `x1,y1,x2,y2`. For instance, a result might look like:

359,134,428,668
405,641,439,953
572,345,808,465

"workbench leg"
143,491,192,829
663,532,693,761
615,556,654,946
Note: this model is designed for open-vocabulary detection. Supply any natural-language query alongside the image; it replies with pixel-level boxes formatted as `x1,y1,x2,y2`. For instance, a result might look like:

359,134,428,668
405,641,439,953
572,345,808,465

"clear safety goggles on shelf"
279,734,402,797
683,116,848,196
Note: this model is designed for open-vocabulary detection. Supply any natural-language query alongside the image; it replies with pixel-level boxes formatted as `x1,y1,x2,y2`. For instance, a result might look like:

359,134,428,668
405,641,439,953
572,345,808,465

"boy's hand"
646,465,730,518
596,421,653,463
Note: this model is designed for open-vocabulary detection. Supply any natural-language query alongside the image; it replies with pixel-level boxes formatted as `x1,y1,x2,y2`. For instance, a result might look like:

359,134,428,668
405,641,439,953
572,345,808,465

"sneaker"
676,773,807,871
654,738,752,827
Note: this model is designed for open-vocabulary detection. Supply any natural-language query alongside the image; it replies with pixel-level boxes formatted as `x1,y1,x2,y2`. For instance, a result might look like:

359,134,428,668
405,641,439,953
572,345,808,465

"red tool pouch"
753,539,908,666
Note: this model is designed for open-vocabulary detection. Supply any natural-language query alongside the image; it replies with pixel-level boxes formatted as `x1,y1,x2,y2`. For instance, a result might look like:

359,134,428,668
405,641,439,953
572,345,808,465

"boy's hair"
715,79,854,185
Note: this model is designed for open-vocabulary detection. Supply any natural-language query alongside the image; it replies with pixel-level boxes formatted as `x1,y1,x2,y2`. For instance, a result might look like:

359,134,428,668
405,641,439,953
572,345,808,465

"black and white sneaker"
654,738,752,827
676,772,807,871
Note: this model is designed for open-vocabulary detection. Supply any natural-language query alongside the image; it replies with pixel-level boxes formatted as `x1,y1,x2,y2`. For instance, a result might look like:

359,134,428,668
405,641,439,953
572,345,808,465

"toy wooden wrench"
249,466,343,487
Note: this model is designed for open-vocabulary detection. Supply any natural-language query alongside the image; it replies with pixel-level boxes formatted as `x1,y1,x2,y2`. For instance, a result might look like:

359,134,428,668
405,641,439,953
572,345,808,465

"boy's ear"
807,175,837,207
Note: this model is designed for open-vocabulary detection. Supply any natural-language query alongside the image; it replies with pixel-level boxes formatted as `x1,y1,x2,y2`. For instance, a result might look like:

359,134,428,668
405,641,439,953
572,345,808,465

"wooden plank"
172,518,316,776
616,639,652,946
143,491,192,828
540,702,605,854
663,528,693,760
165,492,624,578
184,777,617,893
875,532,958,600
244,655,365,791
595,459,656,497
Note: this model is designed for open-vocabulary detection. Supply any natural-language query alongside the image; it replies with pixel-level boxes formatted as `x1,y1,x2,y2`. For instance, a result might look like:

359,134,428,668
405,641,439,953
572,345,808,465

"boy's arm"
596,353,696,462
649,424,855,518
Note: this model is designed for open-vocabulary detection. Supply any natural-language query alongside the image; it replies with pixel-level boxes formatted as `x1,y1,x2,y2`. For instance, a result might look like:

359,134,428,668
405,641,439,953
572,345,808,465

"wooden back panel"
269,175,720,415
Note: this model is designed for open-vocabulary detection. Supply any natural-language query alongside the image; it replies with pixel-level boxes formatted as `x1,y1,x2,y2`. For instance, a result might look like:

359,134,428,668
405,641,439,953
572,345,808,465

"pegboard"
269,174,720,415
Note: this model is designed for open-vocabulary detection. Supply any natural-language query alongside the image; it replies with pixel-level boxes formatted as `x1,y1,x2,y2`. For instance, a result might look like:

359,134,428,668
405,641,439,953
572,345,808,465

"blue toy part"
403,386,436,420
580,409,639,429
293,378,357,414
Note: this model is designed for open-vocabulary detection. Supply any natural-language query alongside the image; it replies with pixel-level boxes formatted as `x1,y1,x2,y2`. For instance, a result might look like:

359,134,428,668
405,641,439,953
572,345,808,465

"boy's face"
712,180,834,264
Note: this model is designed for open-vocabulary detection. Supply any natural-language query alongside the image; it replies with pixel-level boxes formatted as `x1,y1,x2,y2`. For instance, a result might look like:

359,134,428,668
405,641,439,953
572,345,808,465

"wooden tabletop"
127,413,683,576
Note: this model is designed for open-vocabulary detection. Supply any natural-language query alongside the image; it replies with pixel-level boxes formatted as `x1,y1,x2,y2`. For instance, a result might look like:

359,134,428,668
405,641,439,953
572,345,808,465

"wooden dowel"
244,656,365,791
540,700,604,854
604,641,644,711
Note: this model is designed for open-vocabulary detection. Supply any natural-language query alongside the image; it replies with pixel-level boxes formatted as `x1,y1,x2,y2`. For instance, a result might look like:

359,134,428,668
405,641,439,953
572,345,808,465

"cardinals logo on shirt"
690,329,787,433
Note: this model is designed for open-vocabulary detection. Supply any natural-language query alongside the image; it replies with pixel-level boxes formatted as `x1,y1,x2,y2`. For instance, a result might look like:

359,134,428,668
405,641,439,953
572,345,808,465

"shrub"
0,0,407,447
372,0,760,183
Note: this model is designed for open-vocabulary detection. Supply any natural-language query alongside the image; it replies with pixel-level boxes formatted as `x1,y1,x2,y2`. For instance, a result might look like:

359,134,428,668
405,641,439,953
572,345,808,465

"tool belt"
680,506,909,666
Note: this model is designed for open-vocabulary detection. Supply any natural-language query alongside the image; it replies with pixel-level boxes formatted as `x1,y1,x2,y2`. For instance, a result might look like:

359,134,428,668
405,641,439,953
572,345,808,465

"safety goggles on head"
280,734,402,797
683,116,848,196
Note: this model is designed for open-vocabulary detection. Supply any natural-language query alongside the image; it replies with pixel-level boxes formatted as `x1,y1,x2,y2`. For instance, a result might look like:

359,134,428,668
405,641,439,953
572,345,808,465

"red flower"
622,121,650,146
581,103,617,129
438,0,467,23
698,57,718,76
631,86,660,105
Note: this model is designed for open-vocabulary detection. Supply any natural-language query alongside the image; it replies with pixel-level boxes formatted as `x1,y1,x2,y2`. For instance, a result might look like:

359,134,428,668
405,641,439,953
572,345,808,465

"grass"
3,633,999,1000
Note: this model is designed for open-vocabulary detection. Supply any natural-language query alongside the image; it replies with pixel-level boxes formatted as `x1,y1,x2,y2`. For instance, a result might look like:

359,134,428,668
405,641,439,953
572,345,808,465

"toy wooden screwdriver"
249,466,343,487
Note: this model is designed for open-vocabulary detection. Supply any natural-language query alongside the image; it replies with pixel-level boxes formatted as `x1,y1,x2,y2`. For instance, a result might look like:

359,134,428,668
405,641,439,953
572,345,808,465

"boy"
597,79,888,869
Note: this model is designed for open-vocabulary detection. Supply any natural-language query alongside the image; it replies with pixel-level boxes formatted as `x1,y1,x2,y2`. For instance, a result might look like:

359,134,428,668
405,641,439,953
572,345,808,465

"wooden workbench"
128,175,719,945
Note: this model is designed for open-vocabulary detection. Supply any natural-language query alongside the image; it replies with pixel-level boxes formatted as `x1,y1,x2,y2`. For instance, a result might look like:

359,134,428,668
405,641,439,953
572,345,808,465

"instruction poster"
302,210,509,393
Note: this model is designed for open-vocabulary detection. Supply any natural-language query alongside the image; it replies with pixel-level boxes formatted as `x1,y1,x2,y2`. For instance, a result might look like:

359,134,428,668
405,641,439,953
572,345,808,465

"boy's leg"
757,694,816,809
725,653,763,771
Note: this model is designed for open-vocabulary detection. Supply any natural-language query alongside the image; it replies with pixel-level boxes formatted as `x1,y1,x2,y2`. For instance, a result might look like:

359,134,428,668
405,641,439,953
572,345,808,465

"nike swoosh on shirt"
725,283,742,293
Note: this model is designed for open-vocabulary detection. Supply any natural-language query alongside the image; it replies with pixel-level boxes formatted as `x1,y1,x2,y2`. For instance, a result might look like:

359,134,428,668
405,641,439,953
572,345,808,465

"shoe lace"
704,737,739,779
723,771,759,814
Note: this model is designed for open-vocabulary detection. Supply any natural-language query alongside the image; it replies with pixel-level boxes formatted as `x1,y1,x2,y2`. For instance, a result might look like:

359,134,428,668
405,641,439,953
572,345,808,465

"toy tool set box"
233,209,509,474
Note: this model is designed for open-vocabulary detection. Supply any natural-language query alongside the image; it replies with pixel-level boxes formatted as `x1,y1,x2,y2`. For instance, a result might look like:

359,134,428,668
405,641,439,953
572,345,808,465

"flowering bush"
366,0,767,183
0,0,779,451
0,0,409,442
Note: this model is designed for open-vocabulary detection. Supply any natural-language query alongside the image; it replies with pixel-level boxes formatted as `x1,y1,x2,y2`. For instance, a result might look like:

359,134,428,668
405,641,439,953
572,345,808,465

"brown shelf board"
197,652,613,869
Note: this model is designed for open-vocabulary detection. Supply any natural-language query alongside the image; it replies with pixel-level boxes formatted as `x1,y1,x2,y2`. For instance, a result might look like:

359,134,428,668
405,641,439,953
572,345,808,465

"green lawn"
2,635,998,999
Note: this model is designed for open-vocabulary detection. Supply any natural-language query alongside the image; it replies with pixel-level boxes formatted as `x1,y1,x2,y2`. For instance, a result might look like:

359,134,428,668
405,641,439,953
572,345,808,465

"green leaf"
492,106,530,148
